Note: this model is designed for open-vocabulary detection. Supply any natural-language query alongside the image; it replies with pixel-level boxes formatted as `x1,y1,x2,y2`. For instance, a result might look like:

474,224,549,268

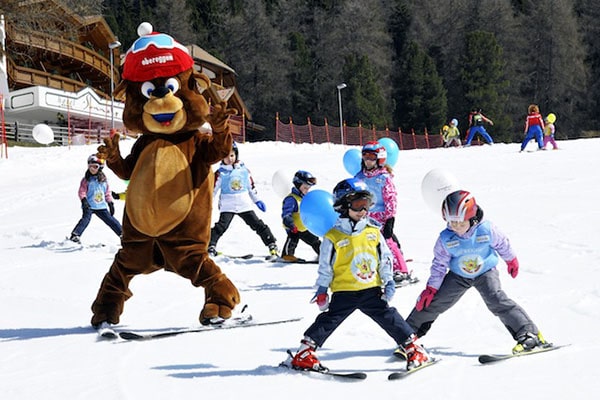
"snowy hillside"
1,138,599,399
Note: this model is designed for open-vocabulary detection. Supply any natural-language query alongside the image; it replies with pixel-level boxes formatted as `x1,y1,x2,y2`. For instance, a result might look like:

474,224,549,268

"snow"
1,138,599,399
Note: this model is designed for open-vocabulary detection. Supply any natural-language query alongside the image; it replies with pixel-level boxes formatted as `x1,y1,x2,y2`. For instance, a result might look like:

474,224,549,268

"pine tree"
342,54,390,129
393,41,447,132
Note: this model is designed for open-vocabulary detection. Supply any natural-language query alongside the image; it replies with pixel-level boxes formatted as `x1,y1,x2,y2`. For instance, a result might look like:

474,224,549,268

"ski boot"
290,338,325,371
207,246,217,257
69,233,80,243
512,331,547,354
393,271,410,284
266,243,279,261
403,334,431,370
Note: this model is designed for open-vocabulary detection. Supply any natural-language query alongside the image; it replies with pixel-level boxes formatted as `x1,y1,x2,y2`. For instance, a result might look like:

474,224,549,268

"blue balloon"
343,148,362,176
378,137,399,167
300,189,338,236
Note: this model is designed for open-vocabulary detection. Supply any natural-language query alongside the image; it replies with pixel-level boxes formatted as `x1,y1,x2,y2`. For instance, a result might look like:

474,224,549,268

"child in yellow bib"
286,178,431,372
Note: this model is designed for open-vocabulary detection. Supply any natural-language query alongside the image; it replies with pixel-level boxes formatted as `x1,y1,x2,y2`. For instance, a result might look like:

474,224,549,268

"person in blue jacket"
280,170,321,262
406,190,548,354
69,155,122,243
208,142,278,259
287,178,430,372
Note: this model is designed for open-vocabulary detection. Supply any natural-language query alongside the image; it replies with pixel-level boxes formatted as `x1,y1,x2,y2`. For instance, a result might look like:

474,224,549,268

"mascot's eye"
165,78,180,94
141,82,156,98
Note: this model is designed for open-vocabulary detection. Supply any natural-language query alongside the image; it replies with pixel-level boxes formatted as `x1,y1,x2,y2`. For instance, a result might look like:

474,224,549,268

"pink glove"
507,258,519,278
415,286,438,311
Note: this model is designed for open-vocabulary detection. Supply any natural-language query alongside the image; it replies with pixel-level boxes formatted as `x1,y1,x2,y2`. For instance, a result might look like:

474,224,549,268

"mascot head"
114,22,212,135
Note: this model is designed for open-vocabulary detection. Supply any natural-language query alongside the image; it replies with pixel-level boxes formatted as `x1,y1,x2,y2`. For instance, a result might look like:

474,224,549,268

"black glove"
81,198,90,211
108,202,115,216
383,218,395,239
111,191,121,200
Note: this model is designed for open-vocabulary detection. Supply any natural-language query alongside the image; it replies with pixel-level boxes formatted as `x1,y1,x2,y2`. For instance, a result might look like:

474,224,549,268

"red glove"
290,226,299,234
310,287,329,311
415,286,438,311
507,258,519,278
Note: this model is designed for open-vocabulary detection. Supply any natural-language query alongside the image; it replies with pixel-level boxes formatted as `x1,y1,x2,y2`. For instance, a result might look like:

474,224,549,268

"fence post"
411,128,417,149
290,117,295,144
307,117,314,144
398,128,403,150
275,112,279,141
424,127,430,149
325,117,330,143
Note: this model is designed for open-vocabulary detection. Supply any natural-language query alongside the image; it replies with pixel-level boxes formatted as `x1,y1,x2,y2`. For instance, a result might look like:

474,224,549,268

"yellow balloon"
546,113,556,123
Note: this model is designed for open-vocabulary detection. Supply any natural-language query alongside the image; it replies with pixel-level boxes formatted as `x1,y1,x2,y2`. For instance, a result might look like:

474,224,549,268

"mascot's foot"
199,273,240,325
199,303,235,325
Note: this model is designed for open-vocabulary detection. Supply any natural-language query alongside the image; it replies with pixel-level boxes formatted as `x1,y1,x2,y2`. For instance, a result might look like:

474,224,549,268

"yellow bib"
286,193,308,232
325,226,383,292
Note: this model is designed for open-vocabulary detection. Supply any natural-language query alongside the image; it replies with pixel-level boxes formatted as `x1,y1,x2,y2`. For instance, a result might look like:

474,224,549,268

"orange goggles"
349,198,371,212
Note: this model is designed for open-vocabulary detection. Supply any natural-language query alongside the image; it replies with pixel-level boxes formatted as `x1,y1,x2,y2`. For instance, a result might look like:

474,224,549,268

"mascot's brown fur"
90,23,240,327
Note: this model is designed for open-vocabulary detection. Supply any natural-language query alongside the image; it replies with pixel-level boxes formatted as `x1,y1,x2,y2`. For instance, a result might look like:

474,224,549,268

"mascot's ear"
114,80,127,101
191,71,211,94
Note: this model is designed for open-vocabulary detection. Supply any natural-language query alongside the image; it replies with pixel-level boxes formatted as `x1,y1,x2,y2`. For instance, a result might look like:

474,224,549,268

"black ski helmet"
332,178,372,213
293,170,316,189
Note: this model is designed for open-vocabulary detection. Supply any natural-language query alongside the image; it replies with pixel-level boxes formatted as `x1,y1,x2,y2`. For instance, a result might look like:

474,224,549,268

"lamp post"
108,40,121,130
336,83,347,145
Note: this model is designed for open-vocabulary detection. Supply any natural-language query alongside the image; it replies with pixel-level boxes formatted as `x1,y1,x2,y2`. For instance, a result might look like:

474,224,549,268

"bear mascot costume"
90,22,240,332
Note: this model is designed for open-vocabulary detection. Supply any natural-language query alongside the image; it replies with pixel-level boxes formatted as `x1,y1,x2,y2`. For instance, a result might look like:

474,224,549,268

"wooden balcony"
6,24,117,97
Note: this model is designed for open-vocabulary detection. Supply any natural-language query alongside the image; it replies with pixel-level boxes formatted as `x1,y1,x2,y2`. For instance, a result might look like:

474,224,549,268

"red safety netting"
275,114,448,150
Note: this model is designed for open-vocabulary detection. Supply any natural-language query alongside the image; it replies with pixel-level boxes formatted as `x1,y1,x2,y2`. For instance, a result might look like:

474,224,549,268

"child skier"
280,170,321,262
354,142,411,284
69,154,122,243
406,190,548,354
287,178,431,372
208,142,278,259
543,113,559,150
520,104,545,152
443,118,461,147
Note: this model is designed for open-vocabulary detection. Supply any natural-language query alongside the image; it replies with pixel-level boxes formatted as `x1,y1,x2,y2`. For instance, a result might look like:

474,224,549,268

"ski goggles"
349,198,371,212
361,152,378,161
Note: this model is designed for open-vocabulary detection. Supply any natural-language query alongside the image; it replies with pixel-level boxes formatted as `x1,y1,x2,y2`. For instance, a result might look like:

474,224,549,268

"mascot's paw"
97,133,122,163
204,101,237,133
199,275,240,325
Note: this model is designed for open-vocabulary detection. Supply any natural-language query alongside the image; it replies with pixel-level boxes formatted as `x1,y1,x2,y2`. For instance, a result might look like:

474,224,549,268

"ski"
273,257,319,264
280,351,367,380
289,367,367,380
387,358,440,380
216,252,254,260
478,343,569,364
118,316,302,341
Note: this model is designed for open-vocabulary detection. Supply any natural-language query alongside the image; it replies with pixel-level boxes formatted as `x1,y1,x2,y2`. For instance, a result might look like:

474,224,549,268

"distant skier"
520,104,545,152
465,108,494,145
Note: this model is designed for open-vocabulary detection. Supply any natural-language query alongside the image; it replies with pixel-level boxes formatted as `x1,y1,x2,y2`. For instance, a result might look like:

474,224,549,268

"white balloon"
421,168,461,214
32,124,54,145
272,169,295,198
